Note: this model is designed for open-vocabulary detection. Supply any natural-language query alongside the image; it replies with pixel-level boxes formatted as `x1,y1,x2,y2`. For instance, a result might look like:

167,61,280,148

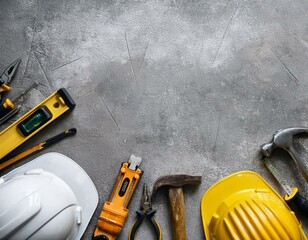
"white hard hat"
0,152,98,240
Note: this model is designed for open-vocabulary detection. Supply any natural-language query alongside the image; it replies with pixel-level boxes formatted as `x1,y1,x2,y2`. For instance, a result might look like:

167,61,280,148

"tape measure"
0,88,75,160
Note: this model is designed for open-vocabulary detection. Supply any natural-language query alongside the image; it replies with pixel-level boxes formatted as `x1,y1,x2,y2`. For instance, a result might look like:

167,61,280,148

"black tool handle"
43,128,77,148
290,192,308,216
147,209,162,240
0,82,9,101
128,210,145,240
0,107,19,126
92,235,109,240
0,100,13,118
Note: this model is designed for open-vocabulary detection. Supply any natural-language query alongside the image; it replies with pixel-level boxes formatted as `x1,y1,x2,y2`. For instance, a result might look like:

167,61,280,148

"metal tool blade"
128,154,142,170
263,157,293,196
0,58,21,84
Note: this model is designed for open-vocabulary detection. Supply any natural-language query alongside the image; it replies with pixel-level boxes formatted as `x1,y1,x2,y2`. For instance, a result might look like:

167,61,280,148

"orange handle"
93,162,143,239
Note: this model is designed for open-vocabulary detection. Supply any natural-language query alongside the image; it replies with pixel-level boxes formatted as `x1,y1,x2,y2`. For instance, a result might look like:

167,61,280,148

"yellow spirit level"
0,88,75,160
93,155,143,240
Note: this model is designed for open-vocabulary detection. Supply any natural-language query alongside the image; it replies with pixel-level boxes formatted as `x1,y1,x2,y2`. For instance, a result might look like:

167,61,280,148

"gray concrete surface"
1,0,308,239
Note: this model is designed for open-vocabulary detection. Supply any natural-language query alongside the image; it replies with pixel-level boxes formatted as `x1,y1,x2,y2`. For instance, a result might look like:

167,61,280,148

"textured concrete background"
1,0,308,239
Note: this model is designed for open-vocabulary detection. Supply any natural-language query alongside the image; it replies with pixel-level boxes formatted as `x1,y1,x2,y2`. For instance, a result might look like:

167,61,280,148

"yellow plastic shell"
201,171,307,240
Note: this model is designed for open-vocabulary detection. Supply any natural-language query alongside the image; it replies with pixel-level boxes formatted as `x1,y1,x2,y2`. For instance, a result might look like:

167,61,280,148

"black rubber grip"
58,88,76,109
129,210,145,240
147,210,162,240
0,102,12,118
0,107,19,125
92,235,109,240
43,128,77,148
129,209,162,240
290,192,308,216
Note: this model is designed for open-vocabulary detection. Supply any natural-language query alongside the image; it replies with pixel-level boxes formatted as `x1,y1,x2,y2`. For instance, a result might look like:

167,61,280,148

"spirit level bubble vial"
0,88,75,160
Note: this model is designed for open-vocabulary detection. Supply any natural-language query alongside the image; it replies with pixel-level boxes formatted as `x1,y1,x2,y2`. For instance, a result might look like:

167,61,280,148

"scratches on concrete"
23,50,32,79
51,56,83,71
212,112,222,154
94,46,104,56
139,42,149,71
292,32,308,50
35,87,47,98
125,33,137,81
98,95,121,131
269,48,299,84
33,51,52,89
22,0,41,78
22,23,37,79
212,6,239,65
34,50,48,57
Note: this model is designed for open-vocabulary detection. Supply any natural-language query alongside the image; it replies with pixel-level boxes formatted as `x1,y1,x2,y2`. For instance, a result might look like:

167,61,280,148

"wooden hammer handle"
168,187,186,240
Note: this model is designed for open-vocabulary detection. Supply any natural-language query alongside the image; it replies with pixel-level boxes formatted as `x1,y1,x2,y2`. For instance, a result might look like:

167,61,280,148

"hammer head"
261,127,308,157
152,174,202,196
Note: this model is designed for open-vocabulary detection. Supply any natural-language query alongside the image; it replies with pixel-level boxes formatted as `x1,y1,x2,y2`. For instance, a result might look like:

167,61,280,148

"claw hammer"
152,174,202,240
261,127,308,181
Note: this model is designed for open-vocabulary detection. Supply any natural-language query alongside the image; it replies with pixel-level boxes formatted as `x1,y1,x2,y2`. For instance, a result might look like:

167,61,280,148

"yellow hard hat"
201,171,307,240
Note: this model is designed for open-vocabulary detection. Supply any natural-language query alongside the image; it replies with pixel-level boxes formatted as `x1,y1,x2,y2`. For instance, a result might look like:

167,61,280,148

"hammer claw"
152,174,202,196
261,127,308,182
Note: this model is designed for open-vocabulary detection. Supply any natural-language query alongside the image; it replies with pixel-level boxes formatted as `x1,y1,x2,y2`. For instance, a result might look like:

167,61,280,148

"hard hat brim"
200,171,292,239
1,152,98,240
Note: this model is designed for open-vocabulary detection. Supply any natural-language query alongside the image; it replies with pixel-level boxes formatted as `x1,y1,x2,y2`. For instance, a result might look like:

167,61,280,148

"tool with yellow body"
0,128,77,170
0,88,75,160
93,155,143,240
0,58,21,102
201,171,307,240
0,58,25,124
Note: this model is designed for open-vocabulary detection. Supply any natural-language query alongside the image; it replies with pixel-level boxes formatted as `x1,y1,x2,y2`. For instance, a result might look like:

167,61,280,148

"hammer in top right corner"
261,127,308,181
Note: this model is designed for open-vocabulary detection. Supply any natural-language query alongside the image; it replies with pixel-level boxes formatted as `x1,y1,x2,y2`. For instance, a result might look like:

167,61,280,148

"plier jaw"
0,58,21,84
0,58,21,101
140,183,152,212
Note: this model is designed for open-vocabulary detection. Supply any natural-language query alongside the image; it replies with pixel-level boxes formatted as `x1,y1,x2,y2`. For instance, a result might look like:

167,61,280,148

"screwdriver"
0,82,38,118
0,128,77,171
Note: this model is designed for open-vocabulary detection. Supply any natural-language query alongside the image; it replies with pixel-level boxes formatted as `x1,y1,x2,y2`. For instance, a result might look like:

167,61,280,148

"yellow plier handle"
128,209,162,240
0,83,10,93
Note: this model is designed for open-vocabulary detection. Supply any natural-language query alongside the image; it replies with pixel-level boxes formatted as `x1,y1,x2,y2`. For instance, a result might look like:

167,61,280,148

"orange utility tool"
93,155,143,240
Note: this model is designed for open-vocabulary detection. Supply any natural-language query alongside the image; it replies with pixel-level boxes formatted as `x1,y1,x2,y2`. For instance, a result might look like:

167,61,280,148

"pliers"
128,183,162,240
0,58,22,124
0,58,21,101
0,59,37,124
